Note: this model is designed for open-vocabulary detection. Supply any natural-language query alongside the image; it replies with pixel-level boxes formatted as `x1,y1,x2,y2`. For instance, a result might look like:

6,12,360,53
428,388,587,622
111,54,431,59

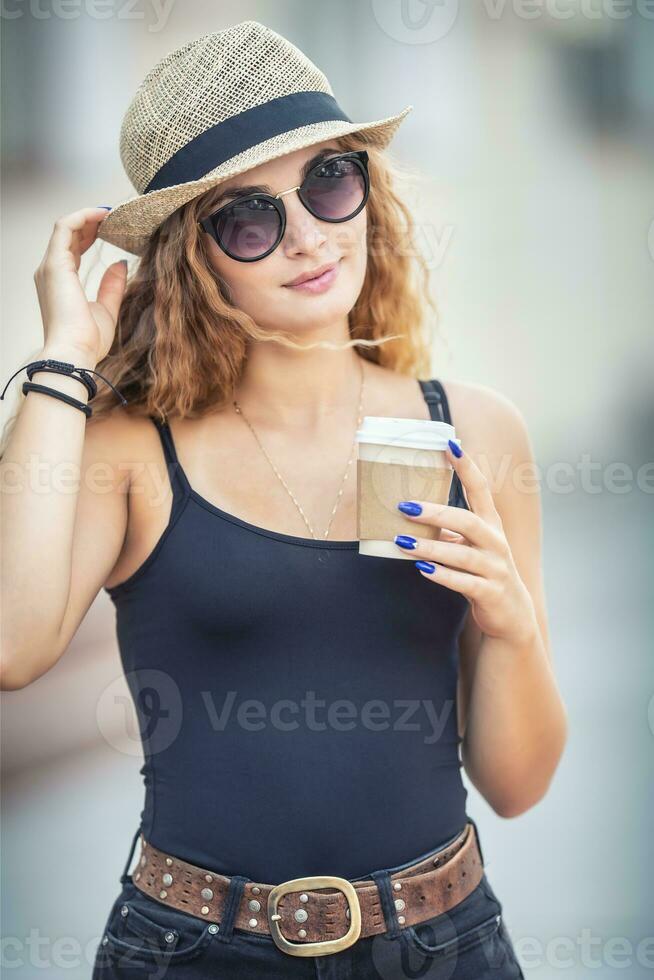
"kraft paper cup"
356,416,460,559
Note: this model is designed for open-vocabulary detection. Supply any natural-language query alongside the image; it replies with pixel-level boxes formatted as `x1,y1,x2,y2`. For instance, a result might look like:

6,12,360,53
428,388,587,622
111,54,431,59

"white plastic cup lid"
356,416,460,451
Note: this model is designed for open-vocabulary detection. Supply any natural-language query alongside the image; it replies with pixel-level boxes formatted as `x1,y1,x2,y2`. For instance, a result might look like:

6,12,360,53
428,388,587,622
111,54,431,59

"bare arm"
1,207,128,689
1,402,132,689
454,387,567,814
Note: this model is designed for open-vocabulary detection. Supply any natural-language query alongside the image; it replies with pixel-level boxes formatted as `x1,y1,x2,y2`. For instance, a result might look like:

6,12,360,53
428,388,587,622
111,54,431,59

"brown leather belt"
130,820,484,958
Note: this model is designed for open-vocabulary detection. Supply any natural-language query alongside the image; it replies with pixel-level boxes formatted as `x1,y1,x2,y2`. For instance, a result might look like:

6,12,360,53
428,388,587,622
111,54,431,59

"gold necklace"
233,358,365,540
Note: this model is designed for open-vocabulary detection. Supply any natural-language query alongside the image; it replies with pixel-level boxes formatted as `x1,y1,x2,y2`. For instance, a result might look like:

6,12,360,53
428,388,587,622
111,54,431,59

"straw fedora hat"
96,20,413,256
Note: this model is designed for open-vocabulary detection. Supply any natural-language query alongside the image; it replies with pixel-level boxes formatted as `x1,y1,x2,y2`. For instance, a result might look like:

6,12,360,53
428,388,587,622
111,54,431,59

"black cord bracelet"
22,381,93,418
1,357,128,406
25,362,98,400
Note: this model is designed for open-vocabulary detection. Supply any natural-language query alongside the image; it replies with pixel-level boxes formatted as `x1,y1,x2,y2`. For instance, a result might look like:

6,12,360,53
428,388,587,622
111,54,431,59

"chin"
275,295,353,331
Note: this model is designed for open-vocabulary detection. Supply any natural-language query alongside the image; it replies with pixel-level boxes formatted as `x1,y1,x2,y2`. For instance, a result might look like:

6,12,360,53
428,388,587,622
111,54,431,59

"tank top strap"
432,379,454,425
418,378,468,511
417,378,448,422
149,414,192,507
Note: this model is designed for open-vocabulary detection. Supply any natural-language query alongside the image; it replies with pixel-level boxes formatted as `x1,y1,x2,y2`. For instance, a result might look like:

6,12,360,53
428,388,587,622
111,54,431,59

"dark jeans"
92,821,525,979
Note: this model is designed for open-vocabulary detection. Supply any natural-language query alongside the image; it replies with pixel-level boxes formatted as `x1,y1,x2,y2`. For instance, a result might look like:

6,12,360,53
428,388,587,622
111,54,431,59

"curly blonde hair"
2,133,444,448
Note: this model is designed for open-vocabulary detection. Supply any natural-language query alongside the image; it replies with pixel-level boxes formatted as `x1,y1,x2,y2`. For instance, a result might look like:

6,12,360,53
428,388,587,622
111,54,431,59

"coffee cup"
356,416,460,559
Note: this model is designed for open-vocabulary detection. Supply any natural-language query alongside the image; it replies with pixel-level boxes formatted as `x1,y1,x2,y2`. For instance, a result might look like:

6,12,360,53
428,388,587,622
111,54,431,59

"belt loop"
214,875,250,944
371,869,401,939
120,825,143,885
467,817,485,867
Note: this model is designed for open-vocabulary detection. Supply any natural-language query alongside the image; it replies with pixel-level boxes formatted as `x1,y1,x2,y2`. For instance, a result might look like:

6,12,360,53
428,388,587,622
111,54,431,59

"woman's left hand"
394,440,538,646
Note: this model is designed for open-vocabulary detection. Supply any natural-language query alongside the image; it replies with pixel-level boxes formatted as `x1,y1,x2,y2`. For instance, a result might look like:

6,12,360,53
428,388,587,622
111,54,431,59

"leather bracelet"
21,380,93,418
26,362,98,400
1,357,128,406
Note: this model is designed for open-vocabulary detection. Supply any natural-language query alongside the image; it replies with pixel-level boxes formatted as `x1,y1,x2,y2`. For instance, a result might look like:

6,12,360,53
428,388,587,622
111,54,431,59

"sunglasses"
197,150,370,262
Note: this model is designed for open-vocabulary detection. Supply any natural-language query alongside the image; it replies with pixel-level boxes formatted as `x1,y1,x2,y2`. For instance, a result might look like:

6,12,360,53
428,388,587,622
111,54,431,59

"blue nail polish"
415,561,436,574
448,439,463,458
394,534,417,549
97,205,112,210
397,501,422,515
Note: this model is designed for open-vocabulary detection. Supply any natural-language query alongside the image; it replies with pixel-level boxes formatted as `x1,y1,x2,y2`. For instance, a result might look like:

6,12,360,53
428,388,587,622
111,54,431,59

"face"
199,139,368,336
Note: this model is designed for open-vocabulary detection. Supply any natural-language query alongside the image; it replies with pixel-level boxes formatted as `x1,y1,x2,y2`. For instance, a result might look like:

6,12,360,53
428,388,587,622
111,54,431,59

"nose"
280,191,329,255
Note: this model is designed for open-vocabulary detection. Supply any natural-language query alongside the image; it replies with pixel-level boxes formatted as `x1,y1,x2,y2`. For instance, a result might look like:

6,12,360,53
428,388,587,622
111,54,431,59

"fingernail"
448,439,463,458
394,534,417,549
415,561,436,574
119,259,128,267
397,501,422,515
97,205,112,210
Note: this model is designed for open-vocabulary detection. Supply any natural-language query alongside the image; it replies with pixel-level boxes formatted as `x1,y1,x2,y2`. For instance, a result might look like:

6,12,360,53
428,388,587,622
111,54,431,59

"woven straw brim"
96,107,412,256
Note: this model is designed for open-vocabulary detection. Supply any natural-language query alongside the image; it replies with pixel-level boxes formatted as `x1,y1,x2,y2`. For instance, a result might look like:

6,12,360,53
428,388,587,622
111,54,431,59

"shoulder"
84,408,156,451
441,379,532,459
441,379,537,514
82,409,160,486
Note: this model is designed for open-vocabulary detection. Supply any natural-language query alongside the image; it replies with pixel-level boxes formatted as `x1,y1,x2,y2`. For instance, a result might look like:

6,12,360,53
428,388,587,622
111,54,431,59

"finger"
96,260,128,323
46,207,112,267
394,535,493,576
414,560,491,602
438,527,469,545
396,500,499,552
445,440,500,528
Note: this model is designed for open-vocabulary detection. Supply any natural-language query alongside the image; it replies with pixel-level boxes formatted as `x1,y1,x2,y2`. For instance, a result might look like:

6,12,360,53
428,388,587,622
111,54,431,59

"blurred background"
2,2,653,977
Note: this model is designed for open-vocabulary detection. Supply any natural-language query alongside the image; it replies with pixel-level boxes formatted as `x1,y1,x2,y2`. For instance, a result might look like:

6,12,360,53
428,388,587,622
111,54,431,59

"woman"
1,20,567,979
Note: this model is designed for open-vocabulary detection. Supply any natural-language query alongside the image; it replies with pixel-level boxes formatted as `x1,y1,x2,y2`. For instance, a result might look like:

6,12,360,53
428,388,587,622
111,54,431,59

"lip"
284,260,340,292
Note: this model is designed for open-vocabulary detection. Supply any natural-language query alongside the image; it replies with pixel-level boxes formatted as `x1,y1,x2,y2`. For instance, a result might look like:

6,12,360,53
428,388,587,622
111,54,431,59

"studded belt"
130,820,484,957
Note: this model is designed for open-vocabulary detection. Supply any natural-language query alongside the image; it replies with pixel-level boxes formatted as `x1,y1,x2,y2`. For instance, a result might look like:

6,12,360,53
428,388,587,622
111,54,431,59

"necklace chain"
233,359,365,540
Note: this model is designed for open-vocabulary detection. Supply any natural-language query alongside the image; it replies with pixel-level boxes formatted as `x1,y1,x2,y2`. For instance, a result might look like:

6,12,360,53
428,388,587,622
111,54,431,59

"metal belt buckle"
267,875,362,957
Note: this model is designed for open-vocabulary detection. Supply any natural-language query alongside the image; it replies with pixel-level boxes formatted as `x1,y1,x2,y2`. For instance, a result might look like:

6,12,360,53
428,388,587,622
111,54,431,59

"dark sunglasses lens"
302,157,367,220
214,199,281,259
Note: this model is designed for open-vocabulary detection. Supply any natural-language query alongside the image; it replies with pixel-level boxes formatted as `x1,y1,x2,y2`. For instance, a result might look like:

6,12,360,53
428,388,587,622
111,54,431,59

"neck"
233,332,365,430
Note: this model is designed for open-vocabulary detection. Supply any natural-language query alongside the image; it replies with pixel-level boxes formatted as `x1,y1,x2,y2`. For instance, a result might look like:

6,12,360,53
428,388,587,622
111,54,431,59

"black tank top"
105,378,470,882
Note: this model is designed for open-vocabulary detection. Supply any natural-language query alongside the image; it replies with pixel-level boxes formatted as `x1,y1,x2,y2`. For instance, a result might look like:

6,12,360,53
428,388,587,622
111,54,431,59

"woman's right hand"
33,206,128,364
